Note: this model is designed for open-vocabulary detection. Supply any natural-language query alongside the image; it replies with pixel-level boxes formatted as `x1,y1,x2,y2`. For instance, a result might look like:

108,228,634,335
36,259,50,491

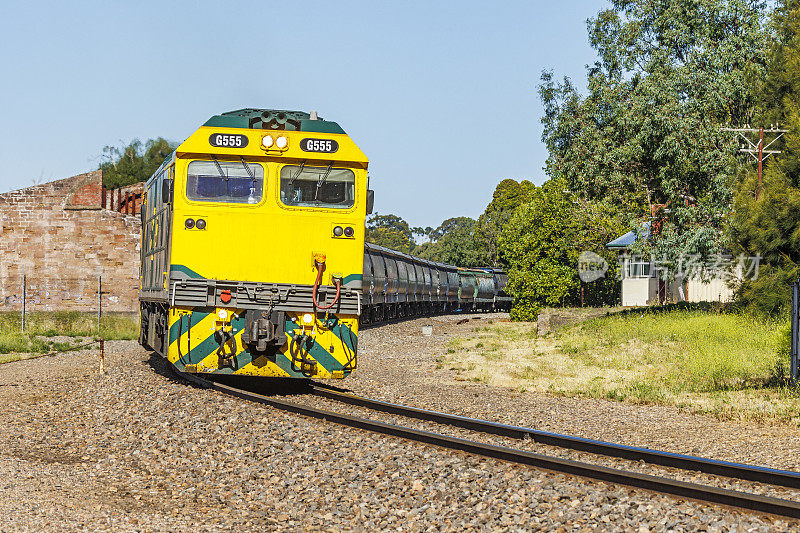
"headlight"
302,313,314,324
196,219,206,230
276,136,288,149
262,135,274,148
333,226,344,237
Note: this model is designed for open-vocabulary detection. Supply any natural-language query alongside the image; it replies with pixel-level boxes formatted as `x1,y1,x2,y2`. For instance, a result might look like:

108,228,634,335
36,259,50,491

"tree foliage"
727,0,800,316
541,0,769,268
499,179,627,320
473,179,535,266
366,213,483,266
366,179,536,268
415,217,480,266
99,138,177,188
365,213,417,254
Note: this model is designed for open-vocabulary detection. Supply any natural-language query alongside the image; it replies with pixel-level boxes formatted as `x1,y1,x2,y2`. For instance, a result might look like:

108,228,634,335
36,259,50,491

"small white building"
607,225,738,307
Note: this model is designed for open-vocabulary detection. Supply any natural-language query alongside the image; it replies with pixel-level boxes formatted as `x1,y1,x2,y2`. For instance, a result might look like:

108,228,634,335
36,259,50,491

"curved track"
308,384,800,489
175,369,800,520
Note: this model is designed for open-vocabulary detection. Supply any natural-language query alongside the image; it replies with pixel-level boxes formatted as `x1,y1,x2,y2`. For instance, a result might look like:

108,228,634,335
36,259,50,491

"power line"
721,126,788,199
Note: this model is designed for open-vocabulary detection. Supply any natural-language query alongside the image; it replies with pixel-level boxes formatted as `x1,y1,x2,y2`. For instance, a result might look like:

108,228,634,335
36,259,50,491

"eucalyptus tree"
541,0,769,269
472,179,535,267
365,213,417,254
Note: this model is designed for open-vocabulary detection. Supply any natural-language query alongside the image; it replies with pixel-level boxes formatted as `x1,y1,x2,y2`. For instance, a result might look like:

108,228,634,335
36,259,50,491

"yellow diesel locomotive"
139,109,371,379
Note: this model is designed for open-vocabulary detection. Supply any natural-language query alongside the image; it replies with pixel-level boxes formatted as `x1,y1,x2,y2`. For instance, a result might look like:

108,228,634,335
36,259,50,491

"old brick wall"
0,170,142,312
103,182,145,214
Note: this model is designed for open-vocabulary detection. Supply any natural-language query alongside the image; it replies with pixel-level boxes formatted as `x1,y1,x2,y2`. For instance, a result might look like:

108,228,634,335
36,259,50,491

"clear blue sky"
0,1,604,228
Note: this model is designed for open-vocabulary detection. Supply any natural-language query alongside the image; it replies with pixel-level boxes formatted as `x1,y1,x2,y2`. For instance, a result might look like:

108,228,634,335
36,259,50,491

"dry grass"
443,311,800,424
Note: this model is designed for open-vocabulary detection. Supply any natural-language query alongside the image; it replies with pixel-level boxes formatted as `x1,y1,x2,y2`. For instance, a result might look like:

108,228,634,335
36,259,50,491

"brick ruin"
0,171,144,312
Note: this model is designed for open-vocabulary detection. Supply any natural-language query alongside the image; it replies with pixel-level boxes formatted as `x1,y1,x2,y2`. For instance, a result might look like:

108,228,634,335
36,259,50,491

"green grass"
0,311,138,357
553,311,784,393
0,333,51,355
441,309,800,424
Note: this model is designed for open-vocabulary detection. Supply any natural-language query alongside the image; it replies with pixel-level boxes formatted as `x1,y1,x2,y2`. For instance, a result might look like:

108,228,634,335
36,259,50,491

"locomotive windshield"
280,164,355,209
186,160,264,204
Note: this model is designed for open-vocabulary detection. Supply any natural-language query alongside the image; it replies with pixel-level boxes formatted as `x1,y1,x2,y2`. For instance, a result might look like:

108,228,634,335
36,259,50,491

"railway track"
175,369,800,520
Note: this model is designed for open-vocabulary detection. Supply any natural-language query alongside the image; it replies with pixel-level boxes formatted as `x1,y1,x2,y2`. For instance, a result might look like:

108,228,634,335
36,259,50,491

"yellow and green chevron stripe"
167,307,358,378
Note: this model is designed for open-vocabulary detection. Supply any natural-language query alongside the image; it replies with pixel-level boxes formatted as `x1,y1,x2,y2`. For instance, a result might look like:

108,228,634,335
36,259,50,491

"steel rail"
308,385,800,490
175,370,800,519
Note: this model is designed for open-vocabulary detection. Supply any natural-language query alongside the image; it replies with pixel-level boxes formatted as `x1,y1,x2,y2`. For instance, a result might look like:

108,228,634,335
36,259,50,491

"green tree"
541,0,769,269
729,168,800,315
365,213,417,253
415,217,480,266
761,2,800,130
100,138,177,188
473,179,535,266
499,180,579,320
727,0,800,315
500,179,627,320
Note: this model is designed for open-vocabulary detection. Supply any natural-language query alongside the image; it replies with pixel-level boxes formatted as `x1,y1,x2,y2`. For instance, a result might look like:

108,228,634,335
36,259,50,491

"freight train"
138,109,511,380
361,243,510,324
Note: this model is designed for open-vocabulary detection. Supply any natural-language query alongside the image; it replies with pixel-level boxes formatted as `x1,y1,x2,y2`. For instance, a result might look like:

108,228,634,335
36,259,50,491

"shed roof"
606,222,650,250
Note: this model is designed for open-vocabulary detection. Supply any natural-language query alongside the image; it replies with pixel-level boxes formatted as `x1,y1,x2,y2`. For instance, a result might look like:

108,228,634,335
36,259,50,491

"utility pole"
722,126,788,200
757,127,764,200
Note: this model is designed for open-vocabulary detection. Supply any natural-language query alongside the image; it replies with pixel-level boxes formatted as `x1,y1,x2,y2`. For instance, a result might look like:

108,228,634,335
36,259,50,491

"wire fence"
1,274,139,334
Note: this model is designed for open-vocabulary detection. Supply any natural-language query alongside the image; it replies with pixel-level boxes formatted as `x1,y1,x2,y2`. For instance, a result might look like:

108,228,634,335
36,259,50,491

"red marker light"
220,290,232,303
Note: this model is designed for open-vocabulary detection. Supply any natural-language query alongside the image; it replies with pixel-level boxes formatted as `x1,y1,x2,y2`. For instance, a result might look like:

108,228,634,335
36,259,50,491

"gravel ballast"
0,316,796,530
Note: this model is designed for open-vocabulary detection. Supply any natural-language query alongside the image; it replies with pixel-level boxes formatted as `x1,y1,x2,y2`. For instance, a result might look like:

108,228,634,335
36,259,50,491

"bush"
100,138,177,188
499,179,627,320
734,265,799,318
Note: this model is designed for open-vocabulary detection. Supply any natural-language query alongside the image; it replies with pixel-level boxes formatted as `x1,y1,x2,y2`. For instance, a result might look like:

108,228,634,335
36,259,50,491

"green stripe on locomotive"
168,307,357,378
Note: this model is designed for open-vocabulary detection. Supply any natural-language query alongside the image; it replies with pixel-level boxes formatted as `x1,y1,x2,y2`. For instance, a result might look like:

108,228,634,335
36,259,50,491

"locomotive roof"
203,108,346,135
176,108,368,165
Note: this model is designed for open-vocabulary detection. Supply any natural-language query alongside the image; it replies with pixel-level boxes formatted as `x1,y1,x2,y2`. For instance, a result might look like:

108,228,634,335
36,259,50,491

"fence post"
792,281,799,383
21,272,26,333
99,338,105,374
97,274,102,335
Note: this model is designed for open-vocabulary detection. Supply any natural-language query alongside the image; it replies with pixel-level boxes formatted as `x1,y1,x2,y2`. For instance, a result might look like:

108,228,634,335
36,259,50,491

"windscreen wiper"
211,156,226,178
211,156,230,197
314,162,334,201
239,156,255,181
239,157,258,202
288,160,307,187
239,156,257,189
